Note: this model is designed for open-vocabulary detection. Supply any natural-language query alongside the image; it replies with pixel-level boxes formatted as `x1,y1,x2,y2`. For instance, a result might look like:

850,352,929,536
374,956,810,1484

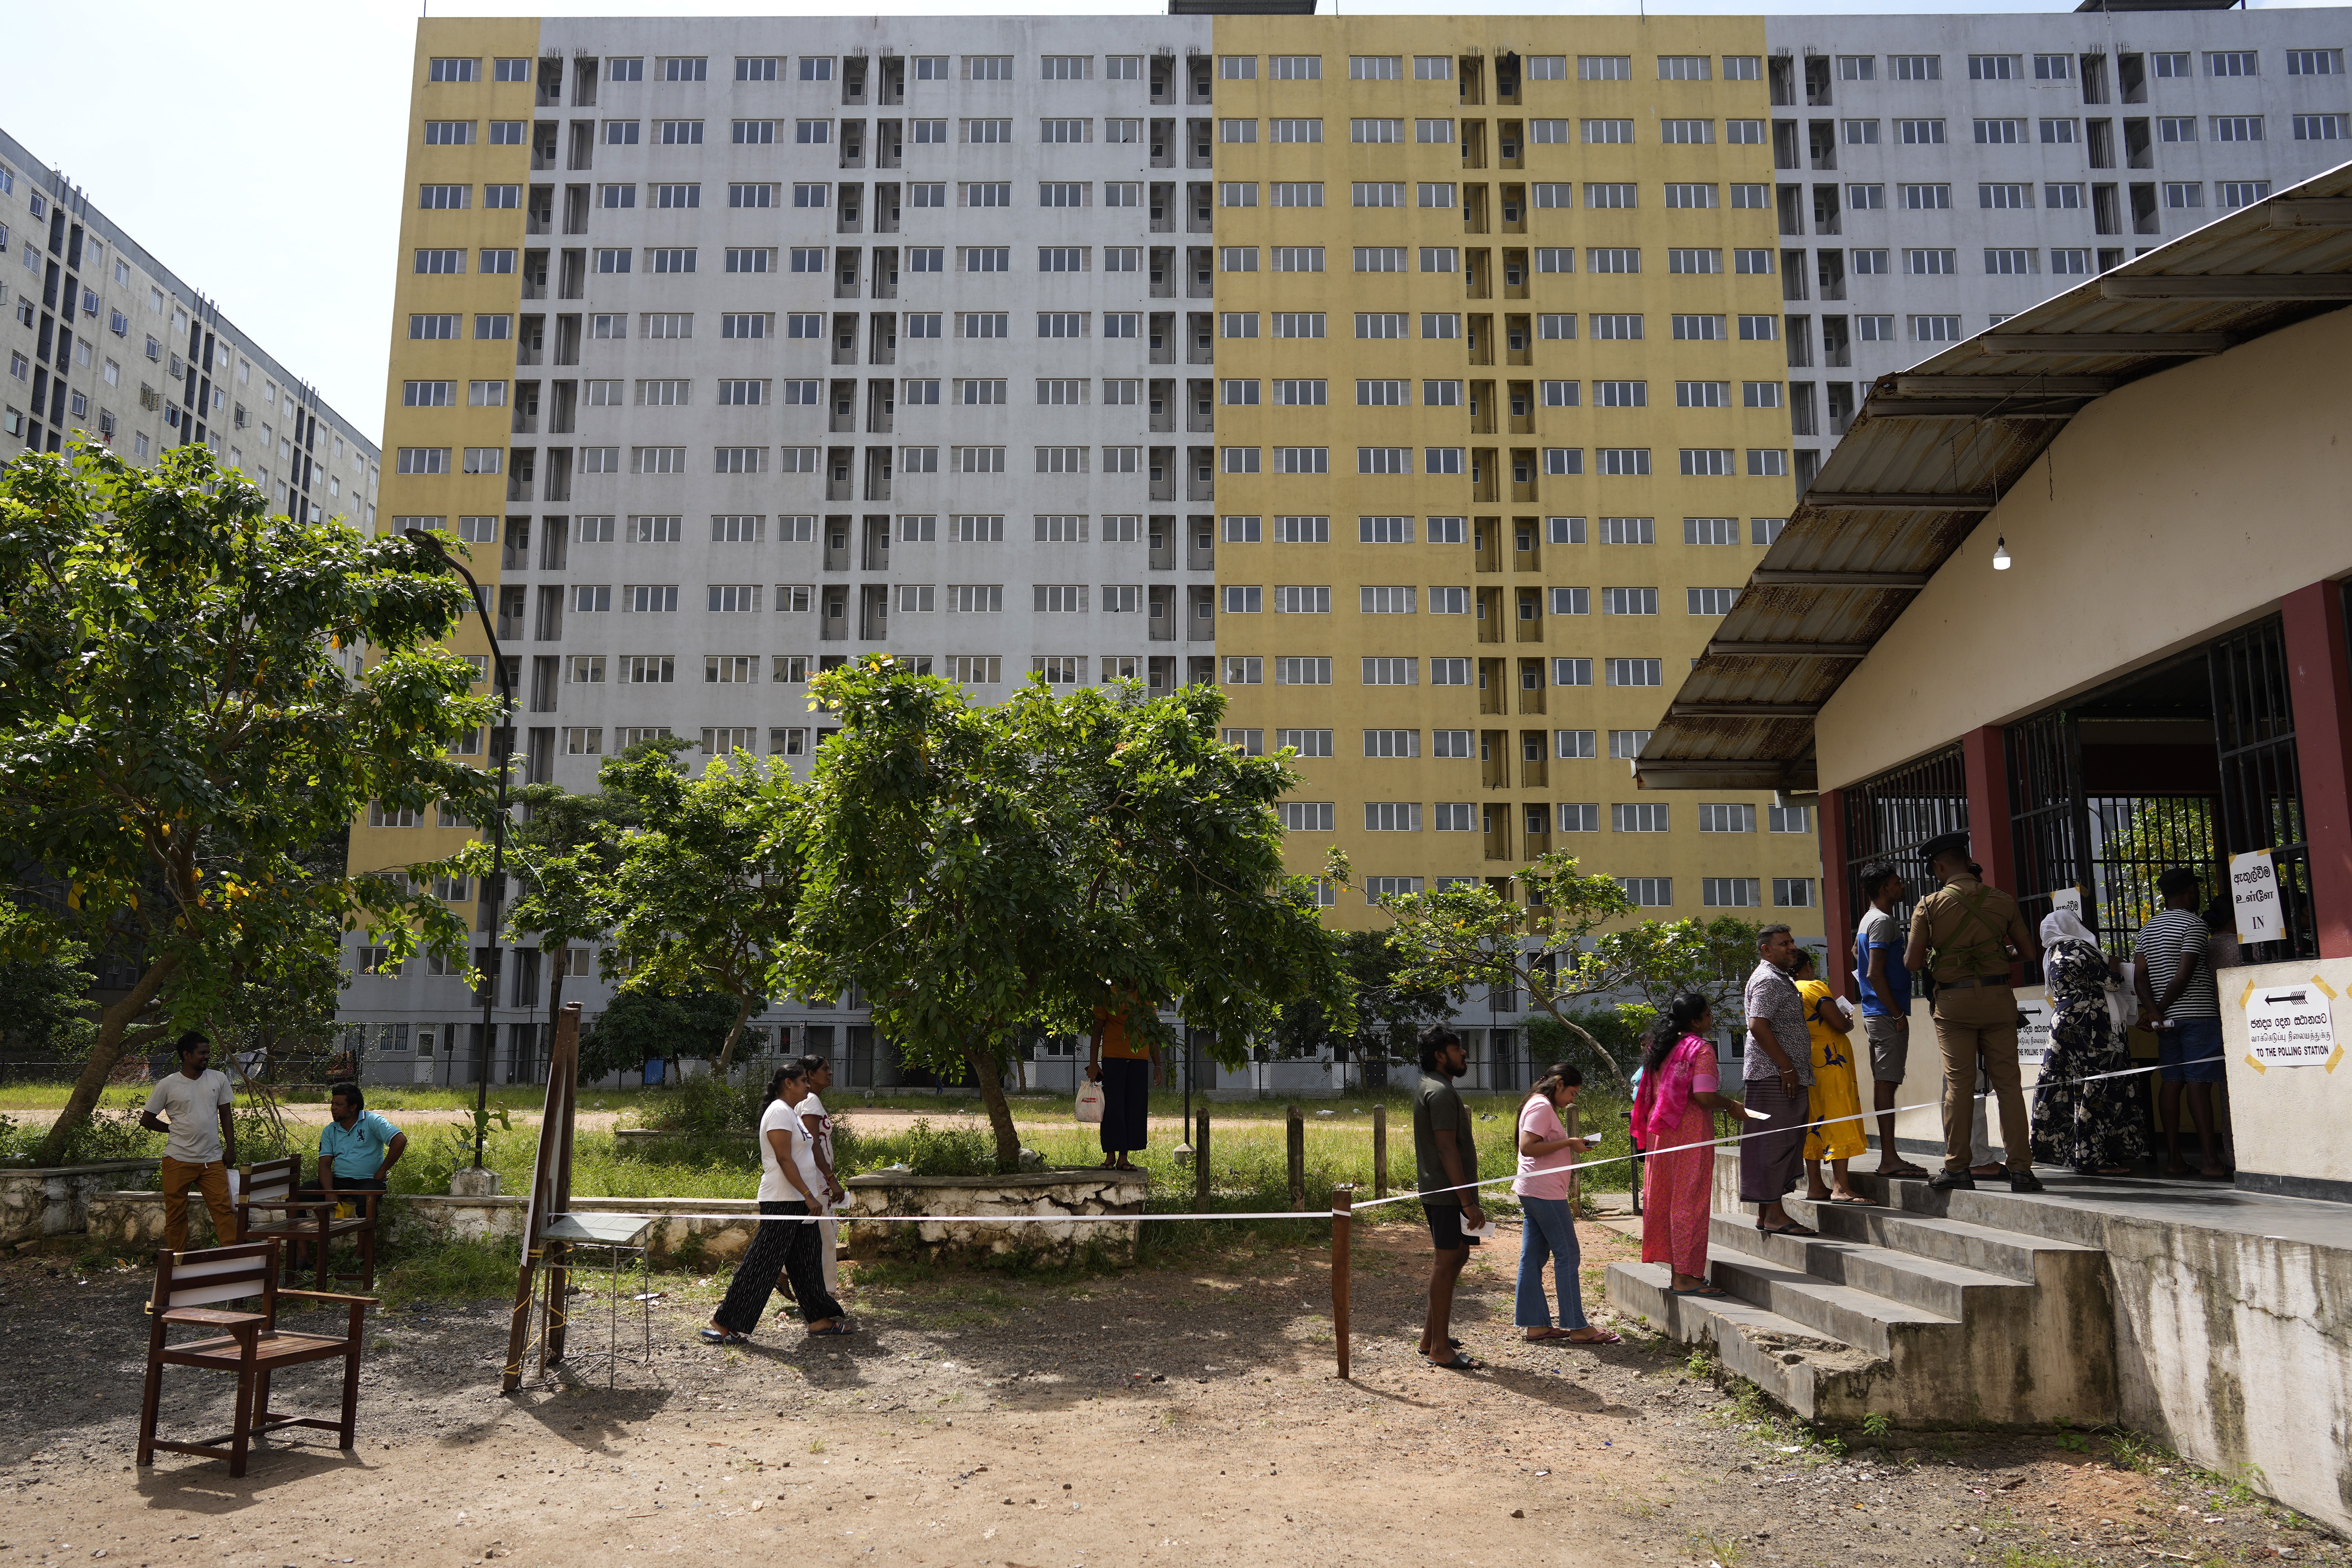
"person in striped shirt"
2134,868,2230,1179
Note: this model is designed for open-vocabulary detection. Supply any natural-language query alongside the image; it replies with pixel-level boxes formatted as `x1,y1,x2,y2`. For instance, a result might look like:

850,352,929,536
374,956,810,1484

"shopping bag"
1074,1082,1105,1124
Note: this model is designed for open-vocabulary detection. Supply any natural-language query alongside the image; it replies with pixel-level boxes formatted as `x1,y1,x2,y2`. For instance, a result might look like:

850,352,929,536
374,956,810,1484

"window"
2296,115,2349,141
2205,51,2257,78
1359,658,1415,687
1968,54,2019,82
1669,248,1722,276
1985,248,2037,276
427,56,479,82
1703,879,1761,909
1906,248,1957,276
1663,183,1717,209
1658,54,1710,80
1589,248,1639,275
2212,116,2265,143
1596,380,1647,408
1613,803,1669,833
1660,119,1714,144
1041,55,1091,80
1364,730,1421,759
2217,183,2271,210
1593,313,1645,340
1910,315,1964,342
2288,49,2344,77
2051,247,2093,275
1843,119,1880,146
2041,118,2079,146
2165,183,2205,210
1981,183,2034,210
1892,54,1941,81
1415,119,1455,146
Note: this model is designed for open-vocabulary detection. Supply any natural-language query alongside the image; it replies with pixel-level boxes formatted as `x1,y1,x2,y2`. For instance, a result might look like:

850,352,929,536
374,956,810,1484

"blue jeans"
1514,1194,1589,1330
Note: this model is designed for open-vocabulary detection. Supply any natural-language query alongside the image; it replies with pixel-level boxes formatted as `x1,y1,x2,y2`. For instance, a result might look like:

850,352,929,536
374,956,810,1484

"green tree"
1374,860,1750,1090
579,989,739,1084
1589,913,1767,1036
790,659,1347,1171
1271,927,1454,1068
597,745,803,1074
0,908,97,1065
0,444,499,1164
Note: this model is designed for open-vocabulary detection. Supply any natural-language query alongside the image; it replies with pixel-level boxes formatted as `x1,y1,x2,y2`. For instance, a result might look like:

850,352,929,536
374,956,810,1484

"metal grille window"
2210,618,2316,962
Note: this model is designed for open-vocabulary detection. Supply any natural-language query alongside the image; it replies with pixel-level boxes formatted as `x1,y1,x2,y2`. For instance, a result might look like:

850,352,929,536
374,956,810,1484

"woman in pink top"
1632,992,1747,1297
1512,1063,1621,1343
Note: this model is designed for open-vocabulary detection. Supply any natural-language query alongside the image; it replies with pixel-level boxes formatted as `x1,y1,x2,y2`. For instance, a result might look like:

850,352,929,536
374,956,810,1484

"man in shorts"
1854,862,1929,1178
2135,868,2230,1178
1413,1025,1485,1372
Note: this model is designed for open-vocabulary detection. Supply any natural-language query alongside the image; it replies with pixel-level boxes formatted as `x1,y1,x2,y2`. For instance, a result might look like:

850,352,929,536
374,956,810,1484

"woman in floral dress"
2030,907,2149,1175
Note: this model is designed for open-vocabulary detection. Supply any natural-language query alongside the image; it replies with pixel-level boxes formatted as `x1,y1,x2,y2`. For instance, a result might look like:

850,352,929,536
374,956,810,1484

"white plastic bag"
1074,1082,1105,1124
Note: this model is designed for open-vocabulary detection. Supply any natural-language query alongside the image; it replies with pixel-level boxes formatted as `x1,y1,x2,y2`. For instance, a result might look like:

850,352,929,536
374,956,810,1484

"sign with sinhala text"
2242,985,2336,1068
2016,997,2052,1067
2230,850,2284,946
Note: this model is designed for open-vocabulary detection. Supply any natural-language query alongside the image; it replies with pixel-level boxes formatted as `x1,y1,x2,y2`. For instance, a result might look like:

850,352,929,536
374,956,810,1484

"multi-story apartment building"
1,127,380,522
1763,12,2352,472
344,8,2352,1090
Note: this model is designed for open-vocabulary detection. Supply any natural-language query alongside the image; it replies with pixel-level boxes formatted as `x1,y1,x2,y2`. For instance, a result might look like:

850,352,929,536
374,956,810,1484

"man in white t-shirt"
704,1062,848,1344
139,1032,239,1252
796,1053,847,1297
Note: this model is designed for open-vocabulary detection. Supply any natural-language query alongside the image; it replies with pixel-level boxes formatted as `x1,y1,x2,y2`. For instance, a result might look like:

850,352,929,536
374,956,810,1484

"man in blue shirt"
1854,862,1929,1179
317,1081,406,1195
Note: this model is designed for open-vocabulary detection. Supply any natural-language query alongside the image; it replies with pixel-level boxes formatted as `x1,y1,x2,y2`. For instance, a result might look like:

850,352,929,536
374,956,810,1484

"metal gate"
2006,708,2092,981
2209,616,2317,962
1842,744,1969,931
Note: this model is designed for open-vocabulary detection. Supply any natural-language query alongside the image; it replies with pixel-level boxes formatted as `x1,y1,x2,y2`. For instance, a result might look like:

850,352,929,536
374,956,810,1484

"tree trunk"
967,1043,1023,1174
34,953,180,1167
714,989,758,1076
1535,999,1631,1091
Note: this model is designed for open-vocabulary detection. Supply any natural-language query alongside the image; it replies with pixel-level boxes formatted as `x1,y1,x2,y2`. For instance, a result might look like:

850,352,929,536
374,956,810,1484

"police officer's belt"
1935,974,2012,990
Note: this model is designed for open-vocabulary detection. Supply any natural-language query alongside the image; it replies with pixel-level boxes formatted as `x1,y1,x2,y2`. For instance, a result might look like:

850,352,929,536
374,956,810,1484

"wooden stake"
503,1001,581,1394
1372,1103,1388,1199
1286,1104,1306,1211
1331,1184,1354,1379
1194,1104,1210,1209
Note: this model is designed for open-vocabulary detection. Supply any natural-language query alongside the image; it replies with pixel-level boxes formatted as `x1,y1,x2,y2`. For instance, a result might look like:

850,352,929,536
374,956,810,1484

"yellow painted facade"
1208,16,1822,936
348,18,538,892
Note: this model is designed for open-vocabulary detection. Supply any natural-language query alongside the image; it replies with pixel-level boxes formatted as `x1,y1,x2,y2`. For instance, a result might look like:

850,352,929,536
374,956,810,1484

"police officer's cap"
1919,831,1972,864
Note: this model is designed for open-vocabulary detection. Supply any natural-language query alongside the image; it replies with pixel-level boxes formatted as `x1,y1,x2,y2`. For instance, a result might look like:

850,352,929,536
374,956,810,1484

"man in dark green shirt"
1413,1025,1486,1371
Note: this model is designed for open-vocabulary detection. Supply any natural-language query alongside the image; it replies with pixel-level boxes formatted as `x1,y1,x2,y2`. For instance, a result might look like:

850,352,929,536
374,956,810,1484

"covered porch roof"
1632,159,2352,795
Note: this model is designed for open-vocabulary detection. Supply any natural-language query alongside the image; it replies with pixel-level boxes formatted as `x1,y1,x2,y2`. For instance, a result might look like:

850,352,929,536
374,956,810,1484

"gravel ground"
0,1220,2339,1568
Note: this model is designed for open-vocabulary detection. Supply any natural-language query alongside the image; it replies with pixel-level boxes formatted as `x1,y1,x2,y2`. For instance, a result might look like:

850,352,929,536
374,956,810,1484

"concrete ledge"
0,1162,161,1247
842,1170,1149,1266
85,1190,766,1267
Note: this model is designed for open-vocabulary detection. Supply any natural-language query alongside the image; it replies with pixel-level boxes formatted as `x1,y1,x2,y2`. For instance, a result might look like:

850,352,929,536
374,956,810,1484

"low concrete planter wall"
0,1161,160,1247
86,1191,765,1268
842,1170,1149,1266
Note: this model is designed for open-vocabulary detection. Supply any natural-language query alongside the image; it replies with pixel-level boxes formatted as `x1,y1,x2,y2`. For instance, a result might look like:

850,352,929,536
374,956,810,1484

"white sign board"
2048,886,2084,920
2016,997,2053,1067
2231,850,2285,946
2242,984,2338,1069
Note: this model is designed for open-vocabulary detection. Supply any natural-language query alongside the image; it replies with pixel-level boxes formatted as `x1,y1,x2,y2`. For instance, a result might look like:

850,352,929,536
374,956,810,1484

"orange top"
1095,1005,1152,1061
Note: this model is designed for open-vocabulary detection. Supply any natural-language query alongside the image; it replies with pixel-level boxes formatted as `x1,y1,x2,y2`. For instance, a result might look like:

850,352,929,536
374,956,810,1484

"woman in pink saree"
1632,992,1746,1296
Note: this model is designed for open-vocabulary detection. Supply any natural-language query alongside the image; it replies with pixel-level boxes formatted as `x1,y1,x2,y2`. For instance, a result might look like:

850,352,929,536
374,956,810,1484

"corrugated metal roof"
1635,159,2352,794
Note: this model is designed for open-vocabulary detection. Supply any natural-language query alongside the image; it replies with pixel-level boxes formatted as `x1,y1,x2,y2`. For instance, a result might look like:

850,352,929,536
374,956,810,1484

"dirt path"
1,1226,2337,1567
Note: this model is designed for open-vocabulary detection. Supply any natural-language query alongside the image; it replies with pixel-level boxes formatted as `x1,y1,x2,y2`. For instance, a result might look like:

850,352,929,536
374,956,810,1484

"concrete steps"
1605,1162,2117,1426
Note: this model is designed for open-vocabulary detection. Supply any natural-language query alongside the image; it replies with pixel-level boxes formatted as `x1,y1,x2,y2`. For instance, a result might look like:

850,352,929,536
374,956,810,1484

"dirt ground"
1,1218,2339,1568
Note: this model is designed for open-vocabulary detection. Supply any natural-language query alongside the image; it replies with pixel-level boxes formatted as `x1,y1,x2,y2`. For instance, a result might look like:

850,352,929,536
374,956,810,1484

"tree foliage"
0,444,499,1163
789,659,1348,1170
1271,928,1456,1066
579,990,740,1084
1375,852,1764,1089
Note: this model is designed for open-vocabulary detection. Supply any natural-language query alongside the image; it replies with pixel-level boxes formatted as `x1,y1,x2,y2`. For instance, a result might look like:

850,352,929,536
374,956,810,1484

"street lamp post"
417,532,513,1171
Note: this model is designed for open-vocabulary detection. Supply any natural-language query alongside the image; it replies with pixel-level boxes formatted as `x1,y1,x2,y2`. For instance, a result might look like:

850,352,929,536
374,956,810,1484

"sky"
2,0,2325,447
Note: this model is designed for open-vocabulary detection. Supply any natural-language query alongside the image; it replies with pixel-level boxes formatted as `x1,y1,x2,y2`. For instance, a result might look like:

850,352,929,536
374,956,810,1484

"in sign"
2230,850,2283,946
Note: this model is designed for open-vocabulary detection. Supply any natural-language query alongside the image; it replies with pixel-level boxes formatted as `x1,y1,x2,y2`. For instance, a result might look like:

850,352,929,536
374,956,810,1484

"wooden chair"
136,1239,375,1478
233,1154,381,1293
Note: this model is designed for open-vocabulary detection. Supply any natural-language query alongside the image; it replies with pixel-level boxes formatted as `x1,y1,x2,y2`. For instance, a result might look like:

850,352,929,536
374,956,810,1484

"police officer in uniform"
1902,831,2045,1193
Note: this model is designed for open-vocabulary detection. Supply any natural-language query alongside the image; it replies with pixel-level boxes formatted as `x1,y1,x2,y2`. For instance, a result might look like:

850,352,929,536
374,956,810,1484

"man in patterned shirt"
1741,924,1817,1236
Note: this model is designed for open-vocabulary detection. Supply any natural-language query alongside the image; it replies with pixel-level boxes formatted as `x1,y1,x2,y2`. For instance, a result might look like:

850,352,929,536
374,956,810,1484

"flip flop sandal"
1565,1329,1624,1345
1829,1195,1877,1206
1876,1165,1931,1180
1760,1224,1820,1238
1429,1354,1487,1372
1522,1328,1575,1341
1669,1284,1730,1298
806,1321,858,1337
699,1328,747,1345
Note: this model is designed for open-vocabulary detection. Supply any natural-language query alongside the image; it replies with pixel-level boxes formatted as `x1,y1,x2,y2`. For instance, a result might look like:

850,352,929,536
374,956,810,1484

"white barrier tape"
1353,1051,2227,1210
544,1052,2225,1229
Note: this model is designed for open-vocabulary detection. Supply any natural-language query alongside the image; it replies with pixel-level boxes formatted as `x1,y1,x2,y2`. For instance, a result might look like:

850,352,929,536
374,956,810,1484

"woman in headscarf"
2030,907,2150,1176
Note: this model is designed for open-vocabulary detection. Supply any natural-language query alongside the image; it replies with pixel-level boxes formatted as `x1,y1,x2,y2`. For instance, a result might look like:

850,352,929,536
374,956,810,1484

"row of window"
1820,49,2336,84
1220,446,1789,478
1220,657,1678,689
1217,586,1736,617
552,653,1147,690
1347,875,1805,909
1282,796,1810,839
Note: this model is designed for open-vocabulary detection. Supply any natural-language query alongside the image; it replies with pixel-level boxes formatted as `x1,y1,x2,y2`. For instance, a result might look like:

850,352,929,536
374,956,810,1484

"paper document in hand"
1463,1219,1499,1241
1743,1107,1771,1121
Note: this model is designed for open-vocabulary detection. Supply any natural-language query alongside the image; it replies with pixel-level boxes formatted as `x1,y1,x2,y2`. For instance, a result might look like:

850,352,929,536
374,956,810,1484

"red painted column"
2281,581,2352,959
1817,787,1855,996
1959,724,2023,981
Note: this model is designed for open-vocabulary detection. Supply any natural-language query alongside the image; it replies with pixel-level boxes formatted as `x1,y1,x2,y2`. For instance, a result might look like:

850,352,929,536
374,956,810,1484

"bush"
635,1071,762,1138
831,1117,994,1178
1527,1008,1646,1089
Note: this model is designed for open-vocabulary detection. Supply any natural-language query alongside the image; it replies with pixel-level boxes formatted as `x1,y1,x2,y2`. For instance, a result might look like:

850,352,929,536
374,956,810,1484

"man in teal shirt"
317,1081,406,1194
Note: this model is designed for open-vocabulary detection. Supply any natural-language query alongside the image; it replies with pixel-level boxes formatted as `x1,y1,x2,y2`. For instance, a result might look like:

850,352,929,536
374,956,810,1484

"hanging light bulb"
1992,535,2012,571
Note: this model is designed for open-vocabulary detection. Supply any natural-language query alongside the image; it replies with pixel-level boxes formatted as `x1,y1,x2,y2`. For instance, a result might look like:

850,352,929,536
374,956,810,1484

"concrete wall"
2221,954,2352,1197
1814,303,2352,793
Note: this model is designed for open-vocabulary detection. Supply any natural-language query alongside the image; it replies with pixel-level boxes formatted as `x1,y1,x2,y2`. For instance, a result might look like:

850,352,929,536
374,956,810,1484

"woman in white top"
704,1063,850,1344
1511,1063,1621,1345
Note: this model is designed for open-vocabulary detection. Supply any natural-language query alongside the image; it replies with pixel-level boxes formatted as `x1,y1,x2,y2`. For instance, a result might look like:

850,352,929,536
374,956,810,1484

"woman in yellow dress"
1792,949,1873,1205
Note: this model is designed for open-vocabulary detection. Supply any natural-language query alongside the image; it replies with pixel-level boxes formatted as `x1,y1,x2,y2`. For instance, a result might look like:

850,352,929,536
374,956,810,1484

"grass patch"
378,1235,524,1311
